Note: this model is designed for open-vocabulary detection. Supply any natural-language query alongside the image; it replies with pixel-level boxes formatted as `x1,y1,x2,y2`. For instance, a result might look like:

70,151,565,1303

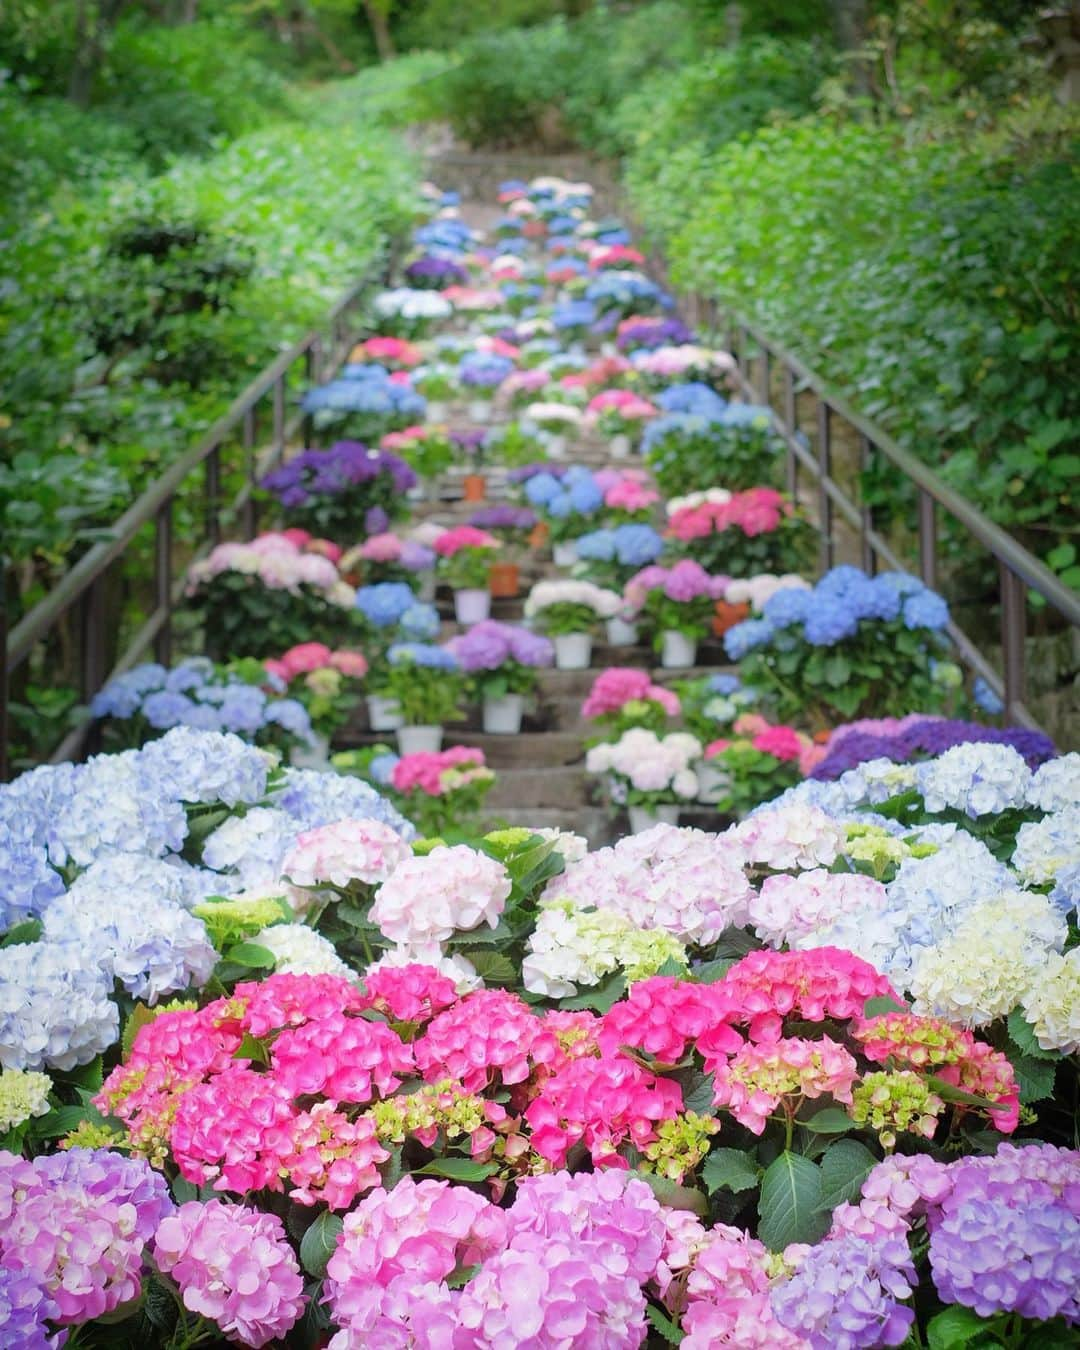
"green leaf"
225,941,276,969
927,1305,993,1349
702,1147,758,1195
691,959,733,983
122,1002,158,1059
862,996,908,1017
559,972,627,1012
31,1104,97,1139
232,1032,269,1066
629,1171,709,1216
800,1107,854,1134
757,1151,828,1251
415,1157,499,1182
1012,1053,1057,1105
681,1071,716,1115
816,1139,878,1212
1006,1007,1056,1061
460,951,517,985
300,1211,344,1279
1,918,43,947
646,1304,685,1344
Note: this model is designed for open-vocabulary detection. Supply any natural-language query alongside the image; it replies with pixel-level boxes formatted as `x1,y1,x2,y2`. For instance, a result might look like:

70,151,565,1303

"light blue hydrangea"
201,807,299,890
398,602,441,641
0,942,119,1071
356,581,418,628
915,742,1032,817
274,768,416,840
136,727,268,807
0,836,65,931
47,755,188,868
1027,752,1080,814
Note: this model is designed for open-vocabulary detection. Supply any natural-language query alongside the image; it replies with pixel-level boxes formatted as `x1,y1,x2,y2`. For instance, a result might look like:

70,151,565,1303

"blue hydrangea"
567,477,604,514
724,618,776,660
398,602,441,641
201,806,299,889
273,768,415,840
142,690,201,730
217,685,270,736
761,587,813,628
356,581,418,627
387,642,458,671
973,676,1005,715
164,657,215,693
263,699,315,742
523,473,564,508
902,589,950,631
573,529,617,562
655,382,728,420
707,674,742,696
0,942,119,1070
135,728,267,808
47,756,189,868
552,299,597,330
803,597,861,646
0,839,64,930
368,753,400,787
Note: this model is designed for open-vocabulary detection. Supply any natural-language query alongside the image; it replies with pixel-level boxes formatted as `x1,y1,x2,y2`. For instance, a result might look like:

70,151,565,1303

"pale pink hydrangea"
325,1277,461,1348
324,1177,506,1300
582,668,681,720
371,845,511,946
544,824,754,946
506,1171,665,1285
454,1231,648,1349
586,729,702,796
153,1200,304,1348
282,817,413,889
682,1292,810,1349
748,869,889,947
413,989,560,1092
729,803,847,871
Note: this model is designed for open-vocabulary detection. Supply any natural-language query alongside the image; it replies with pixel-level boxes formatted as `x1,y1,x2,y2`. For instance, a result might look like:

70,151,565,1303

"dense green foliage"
411,1,1079,588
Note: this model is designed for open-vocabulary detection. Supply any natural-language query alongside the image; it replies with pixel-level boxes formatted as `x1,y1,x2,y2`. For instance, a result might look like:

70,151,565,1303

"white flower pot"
397,724,443,754
609,433,631,459
406,483,426,503
367,695,404,731
545,433,567,460
554,632,592,670
696,762,731,805
553,541,578,568
483,693,525,734
469,399,491,424
418,573,437,603
289,733,331,770
661,630,697,669
606,616,639,647
628,804,680,833
455,588,491,624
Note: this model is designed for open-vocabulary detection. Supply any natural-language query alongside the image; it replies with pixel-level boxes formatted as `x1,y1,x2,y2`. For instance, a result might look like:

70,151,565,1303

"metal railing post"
1000,563,1027,722
858,433,876,574
205,444,221,547
0,566,8,780
242,405,258,539
783,364,798,499
154,501,173,666
817,399,834,571
759,345,771,406
918,489,937,589
272,373,286,462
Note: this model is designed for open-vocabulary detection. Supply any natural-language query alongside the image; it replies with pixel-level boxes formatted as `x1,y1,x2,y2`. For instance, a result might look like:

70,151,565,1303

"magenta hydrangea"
413,990,560,1092
153,1200,304,1348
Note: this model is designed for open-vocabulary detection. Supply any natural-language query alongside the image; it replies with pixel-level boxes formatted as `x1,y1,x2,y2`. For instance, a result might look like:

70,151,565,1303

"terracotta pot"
488,561,520,598
713,600,750,637
463,474,487,503
528,521,550,549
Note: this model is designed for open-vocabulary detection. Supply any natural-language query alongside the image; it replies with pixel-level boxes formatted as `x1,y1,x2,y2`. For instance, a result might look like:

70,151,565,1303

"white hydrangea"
255,923,356,981
0,943,118,1071
1012,806,1080,888
908,891,1067,1026
747,869,889,948
530,828,589,865
1026,753,1080,814
1021,948,1080,1055
915,743,1031,818
370,846,510,947
0,1068,52,1132
201,807,298,889
521,898,688,998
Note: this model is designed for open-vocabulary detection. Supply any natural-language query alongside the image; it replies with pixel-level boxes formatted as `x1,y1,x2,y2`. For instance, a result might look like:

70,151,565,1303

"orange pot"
488,561,520,598
528,521,550,549
712,600,750,637
463,474,487,503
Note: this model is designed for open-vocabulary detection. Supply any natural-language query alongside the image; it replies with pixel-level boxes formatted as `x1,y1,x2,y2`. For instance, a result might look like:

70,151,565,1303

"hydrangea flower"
915,742,1032,817
282,818,413,889
1020,947,1080,1054
0,1070,52,1134
255,923,356,980
371,846,510,947
153,1200,304,1347
522,899,688,999
0,944,118,1071
1027,752,1080,812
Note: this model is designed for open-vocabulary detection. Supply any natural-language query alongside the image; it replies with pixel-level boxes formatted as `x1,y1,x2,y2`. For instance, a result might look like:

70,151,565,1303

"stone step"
451,729,584,768
484,764,587,809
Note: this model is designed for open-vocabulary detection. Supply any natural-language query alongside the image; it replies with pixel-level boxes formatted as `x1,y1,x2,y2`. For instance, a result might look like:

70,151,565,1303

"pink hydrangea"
729,803,847,872
710,1036,859,1134
362,963,460,1024
605,479,659,513
684,1223,772,1306
329,649,369,677
748,870,889,947
282,1102,389,1209
325,1177,506,1299
433,526,500,556
153,1201,304,1348
524,1053,684,1168
277,642,332,676
170,1066,298,1193
752,724,807,761
582,668,681,720
357,531,405,561
282,817,413,889
598,977,740,1066
325,1276,461,1348
707,948,900,1045
414,989,560,1093
371,846,510,946
230,972,371,1037
454,1231,648,1349
269,1011,413,1101
507,1171,665,1285
391,747,487,797
682,1293,809,1349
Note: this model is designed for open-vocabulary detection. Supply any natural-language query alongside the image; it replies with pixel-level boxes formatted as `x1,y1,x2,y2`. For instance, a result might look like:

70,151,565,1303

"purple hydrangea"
616,317,693,351
404,254,468,289
450,621,554,673
811,718,1056,780
469,505,538,532
0,1264,61,1350
261,443,416,508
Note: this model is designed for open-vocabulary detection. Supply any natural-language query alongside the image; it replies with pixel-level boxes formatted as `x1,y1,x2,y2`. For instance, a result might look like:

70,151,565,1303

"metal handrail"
2,263,387,778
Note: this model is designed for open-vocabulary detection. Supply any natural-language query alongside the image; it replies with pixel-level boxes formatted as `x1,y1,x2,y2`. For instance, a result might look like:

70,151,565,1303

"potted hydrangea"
411,363,456,422
372,286,453,339
260,443,417,538
457,351,515,424
625,561,728,669
381,425,454,501
580,667,681,745
433,526,502,624
523,579,622,670
263,643,369,766
354,581,432,729
467,505,539,598
387,747,496,837
700,713,815,815
340,533,437,597
522,466,605,568
522,401,584,460
383,642,464,754
450,620,555,734
570,524,665,644
666,487,810,577
585,727,703,832
583,389,658,458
